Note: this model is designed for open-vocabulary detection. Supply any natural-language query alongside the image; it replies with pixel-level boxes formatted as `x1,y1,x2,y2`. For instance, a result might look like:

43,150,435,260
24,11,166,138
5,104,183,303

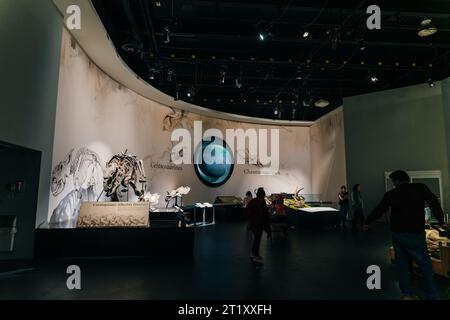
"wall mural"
50,147,104,227
44,28,346,227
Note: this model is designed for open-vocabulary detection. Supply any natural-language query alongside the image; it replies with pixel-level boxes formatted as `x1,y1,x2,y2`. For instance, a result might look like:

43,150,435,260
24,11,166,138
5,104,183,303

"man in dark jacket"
245,187,271,264
363,170,447,300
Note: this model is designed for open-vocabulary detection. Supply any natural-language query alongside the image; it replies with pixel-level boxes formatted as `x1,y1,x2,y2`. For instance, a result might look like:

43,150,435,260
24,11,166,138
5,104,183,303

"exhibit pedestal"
286,207,339,228
34,227,194,259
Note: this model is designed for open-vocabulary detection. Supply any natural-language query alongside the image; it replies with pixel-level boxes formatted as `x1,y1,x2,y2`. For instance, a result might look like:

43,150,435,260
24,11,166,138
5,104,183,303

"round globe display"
193,137,234,187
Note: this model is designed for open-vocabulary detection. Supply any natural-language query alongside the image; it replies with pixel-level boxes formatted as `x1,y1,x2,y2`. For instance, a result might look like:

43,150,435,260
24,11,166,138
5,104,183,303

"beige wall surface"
47,29,345,224
344,82,450,215
311,108,347,203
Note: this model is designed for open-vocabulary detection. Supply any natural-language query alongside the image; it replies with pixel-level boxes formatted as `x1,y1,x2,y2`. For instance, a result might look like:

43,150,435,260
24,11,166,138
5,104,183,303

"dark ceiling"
92,0,450,121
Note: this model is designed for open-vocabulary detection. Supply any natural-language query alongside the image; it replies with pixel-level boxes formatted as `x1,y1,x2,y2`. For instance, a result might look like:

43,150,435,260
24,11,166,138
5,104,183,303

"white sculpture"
165,186,191,207
143,192,161,207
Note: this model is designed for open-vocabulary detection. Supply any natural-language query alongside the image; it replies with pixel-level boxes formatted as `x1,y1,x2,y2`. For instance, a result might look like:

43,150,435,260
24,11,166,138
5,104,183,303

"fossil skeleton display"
103,150,147,202
50,148,104,227
165,186,191,208
144,192,161,207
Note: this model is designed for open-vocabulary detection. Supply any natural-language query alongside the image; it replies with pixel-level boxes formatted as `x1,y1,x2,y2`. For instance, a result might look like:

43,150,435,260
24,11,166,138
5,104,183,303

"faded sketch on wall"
103,150,147,202
50,148,104,228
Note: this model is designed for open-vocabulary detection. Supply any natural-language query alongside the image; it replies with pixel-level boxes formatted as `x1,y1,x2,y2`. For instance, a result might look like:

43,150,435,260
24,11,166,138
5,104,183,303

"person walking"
243,191,253,208
363,170,447,300
337,185,350,229
245,187,271,264
351,184,365,231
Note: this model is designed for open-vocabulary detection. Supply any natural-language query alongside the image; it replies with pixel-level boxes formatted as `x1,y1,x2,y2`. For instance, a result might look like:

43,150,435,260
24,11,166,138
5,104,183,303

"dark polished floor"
0,222,449,300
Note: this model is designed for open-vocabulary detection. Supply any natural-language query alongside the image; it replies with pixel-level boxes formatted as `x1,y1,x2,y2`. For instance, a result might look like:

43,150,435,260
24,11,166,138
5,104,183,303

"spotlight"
418,18,438,37
303,92,312,107
302,31,310,38
164,26,170,44
235,77,243,89
219,67,227,84
292,107,297,119
358,40,366,51
148,68,158,80
314,99,330,108
427,77,435,88
258,32,266,41
187,86,196,98
167,69,174,82
174,84,181,101
370,76,379,84
274,107,279,115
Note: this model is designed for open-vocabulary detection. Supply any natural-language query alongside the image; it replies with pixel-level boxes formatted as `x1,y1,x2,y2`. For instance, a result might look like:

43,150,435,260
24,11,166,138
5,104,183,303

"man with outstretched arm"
363,170,448,300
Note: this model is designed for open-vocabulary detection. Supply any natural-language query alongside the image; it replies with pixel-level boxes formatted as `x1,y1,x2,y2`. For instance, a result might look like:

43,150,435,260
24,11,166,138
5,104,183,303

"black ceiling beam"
153,32,450,49
151,57,442,72
158,2,450,20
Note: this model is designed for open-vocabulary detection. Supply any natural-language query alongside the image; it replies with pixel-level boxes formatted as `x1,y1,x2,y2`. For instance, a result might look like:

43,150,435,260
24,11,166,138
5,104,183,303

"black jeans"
252,229,263,257
352,208,365,230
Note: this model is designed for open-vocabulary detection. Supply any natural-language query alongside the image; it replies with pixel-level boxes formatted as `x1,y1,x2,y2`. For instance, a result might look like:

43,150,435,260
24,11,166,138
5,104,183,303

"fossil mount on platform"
103,150,147,202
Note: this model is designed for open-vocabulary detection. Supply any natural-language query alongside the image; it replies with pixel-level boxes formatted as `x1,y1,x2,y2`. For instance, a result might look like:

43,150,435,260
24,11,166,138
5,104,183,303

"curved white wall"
46,29,325,224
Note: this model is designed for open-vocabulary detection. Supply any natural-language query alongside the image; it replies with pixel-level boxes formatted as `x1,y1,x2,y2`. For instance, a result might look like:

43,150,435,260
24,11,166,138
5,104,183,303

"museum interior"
1,0,450,301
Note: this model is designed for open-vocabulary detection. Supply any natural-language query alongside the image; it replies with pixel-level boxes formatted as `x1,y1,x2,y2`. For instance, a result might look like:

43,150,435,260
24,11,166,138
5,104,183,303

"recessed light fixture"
155,2,161,7
314,99,330,108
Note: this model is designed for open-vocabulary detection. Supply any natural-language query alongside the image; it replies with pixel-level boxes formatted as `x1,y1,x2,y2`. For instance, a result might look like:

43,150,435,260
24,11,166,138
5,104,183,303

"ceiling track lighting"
427,77,435,88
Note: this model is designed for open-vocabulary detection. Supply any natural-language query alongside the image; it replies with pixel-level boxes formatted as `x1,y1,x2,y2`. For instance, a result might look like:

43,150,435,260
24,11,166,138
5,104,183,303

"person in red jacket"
245,187,271,264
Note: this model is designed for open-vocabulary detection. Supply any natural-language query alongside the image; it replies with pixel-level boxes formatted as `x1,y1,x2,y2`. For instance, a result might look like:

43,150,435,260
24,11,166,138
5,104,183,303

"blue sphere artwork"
193,136,234,187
